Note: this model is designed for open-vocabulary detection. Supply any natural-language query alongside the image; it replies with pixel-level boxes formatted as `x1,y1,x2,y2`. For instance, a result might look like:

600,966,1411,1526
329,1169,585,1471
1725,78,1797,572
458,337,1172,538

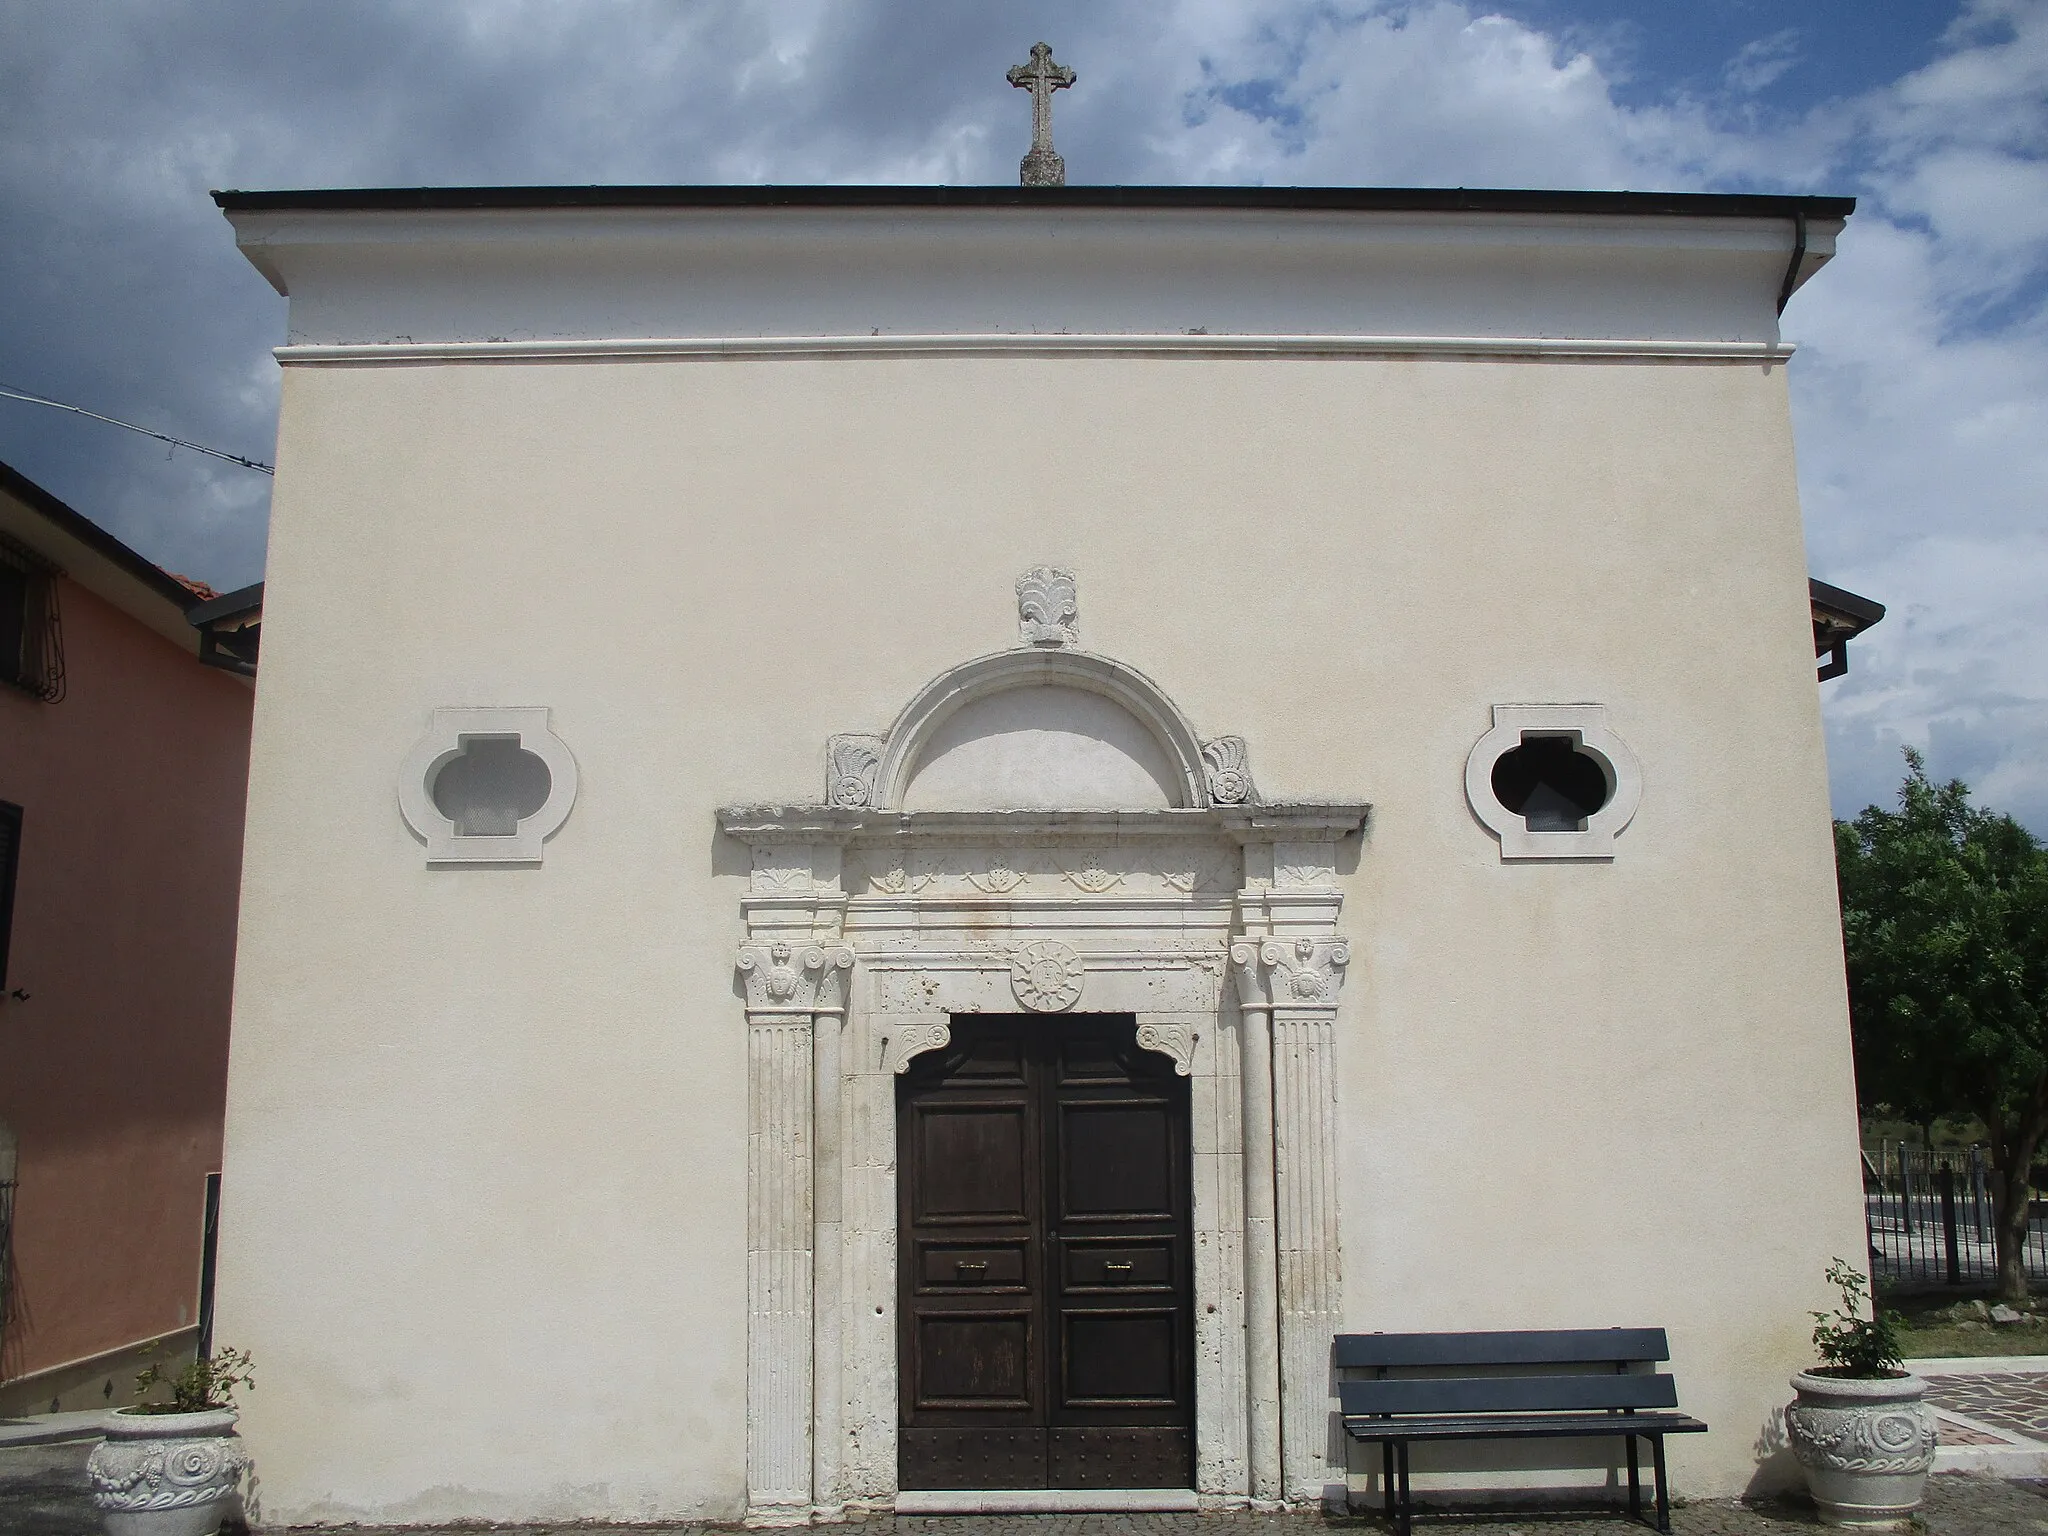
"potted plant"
86,1343,254,1536
1784,1260,1937,1527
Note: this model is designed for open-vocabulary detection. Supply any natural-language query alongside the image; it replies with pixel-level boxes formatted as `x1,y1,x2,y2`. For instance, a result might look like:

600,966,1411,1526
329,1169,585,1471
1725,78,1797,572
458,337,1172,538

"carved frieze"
846,842,1235,898
1016,566,1078,646
1057,848,1122,893
737,941,855,1014
966,855,1027,894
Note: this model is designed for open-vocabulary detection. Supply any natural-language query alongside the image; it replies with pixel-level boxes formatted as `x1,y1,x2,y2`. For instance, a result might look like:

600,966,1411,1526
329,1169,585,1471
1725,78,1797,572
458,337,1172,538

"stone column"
739,938,851,1523
1228,816,1357,1506
722,812,859,1525
1227,969,1285,1504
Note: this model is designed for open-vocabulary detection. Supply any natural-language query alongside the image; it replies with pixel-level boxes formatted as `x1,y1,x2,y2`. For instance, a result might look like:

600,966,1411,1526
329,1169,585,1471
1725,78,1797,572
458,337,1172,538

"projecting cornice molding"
274,333,1799,365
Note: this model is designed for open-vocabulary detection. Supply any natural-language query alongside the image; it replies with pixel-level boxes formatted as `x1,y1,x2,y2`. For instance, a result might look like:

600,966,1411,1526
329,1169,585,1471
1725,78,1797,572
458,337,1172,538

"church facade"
211,184,1866,1525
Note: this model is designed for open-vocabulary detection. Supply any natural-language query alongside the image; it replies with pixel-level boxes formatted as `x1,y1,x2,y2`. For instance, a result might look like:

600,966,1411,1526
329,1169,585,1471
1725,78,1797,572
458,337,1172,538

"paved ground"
1926,1368,2048,1442
8,1440,2048,1536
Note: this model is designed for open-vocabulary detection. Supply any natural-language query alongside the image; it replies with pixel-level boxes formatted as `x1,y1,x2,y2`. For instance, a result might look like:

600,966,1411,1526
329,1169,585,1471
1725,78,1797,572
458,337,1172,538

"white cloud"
0,0,2039,828
1724,30,1801,97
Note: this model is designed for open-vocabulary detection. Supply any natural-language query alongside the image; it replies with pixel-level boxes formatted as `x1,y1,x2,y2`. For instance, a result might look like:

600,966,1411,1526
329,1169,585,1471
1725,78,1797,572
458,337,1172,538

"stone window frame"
1464,703,1642,861
396,706,578,866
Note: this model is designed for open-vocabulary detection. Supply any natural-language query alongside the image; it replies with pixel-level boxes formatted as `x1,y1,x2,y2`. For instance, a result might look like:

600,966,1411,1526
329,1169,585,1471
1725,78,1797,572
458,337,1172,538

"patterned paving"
1922,1370,2048,1443
9,1441,2048,1536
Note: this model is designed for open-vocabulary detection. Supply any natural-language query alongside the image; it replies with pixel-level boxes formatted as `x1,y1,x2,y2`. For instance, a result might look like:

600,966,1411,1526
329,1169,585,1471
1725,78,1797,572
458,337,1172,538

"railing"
1865,1142,2048,1287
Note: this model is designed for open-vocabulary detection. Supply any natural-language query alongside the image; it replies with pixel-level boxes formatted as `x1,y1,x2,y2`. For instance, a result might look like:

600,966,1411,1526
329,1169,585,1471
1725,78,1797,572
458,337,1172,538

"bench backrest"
1333,1328,1670,1369
1333,1330,1678,1419
1338,1372,1680,1417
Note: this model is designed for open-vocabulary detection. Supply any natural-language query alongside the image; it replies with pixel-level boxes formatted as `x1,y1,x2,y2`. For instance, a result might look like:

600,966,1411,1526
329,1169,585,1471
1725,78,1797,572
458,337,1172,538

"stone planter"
86,1406,247,1536
1785,1369,1937,1527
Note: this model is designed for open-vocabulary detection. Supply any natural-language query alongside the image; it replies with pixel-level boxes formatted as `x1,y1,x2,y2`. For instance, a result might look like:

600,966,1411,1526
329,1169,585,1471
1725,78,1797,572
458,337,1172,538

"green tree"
1837,750,2048,1300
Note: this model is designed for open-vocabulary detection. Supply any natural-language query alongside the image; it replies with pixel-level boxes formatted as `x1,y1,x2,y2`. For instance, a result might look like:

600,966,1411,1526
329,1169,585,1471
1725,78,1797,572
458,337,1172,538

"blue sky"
0,0,2042,829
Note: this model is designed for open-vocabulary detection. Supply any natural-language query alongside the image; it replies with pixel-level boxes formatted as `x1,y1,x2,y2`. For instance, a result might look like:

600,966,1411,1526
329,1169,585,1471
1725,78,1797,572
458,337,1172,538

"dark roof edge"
1809,577,1886,628
0,460,201,613
212,184,1856,220
186,581,264,628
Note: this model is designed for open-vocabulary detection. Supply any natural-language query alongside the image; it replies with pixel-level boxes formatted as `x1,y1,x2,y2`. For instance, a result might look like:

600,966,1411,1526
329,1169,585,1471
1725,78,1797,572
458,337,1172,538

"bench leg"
1398,1441,1413,1536
1626,1433,1641,1522
1651,1435,1670,1534
1382,1441,1395,1523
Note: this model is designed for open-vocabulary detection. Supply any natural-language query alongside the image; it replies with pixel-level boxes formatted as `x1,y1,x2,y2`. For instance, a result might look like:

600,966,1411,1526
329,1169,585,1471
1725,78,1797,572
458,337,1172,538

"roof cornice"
212,184,1856,220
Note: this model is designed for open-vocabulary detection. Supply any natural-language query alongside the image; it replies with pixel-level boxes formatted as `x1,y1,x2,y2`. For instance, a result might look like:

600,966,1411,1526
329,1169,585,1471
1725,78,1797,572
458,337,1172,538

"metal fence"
1865,1142,2048,1288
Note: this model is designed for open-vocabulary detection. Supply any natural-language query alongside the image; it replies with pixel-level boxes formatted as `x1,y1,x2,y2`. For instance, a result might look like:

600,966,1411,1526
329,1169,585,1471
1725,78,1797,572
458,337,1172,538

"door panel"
915,1312,1035,1407
1058,1103,1176,1217
899,1016,1192,1491
914,1104,1030,1223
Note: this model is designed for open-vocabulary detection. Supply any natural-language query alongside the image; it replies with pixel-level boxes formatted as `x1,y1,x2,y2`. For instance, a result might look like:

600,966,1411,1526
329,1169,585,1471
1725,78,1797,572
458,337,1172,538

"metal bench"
1334,1328,1708,1534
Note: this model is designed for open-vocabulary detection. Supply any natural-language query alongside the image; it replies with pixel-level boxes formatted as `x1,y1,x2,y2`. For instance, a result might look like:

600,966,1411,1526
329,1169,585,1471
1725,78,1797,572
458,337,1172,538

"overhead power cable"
0,382,274,474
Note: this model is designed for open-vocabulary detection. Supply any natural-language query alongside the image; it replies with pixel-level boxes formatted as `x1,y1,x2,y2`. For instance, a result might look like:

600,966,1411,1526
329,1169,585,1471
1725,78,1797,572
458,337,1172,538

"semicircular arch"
874,649,1209,811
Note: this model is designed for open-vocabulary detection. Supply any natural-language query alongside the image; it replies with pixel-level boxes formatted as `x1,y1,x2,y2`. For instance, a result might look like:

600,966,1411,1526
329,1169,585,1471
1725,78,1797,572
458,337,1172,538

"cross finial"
1006,42,1076,187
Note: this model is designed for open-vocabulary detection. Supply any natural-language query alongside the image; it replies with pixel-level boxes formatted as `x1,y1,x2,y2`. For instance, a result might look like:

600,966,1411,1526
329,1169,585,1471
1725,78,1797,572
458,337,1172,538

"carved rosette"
1200,736,1255,806
1010,939,1084,1012
1016,566,1078,646
737,941,855,1013
88,1411,247,1517
1231,935,1352,1009
825,734,884,809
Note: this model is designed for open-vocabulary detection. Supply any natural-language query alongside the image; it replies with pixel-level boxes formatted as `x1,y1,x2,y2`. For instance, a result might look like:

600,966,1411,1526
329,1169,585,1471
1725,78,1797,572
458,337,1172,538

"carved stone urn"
87,1406,247,1536
1785,1370,1937,1527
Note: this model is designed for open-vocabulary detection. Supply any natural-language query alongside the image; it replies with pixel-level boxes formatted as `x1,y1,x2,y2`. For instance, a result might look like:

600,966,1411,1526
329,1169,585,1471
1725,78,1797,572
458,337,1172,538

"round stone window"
1464,705,1641,861
1489,735,1613,833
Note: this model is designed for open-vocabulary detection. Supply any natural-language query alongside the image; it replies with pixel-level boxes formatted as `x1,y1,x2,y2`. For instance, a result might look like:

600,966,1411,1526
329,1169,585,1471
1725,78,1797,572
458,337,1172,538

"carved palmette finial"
1016,566,1078,646
1200,736,1255,805
825,734,884,808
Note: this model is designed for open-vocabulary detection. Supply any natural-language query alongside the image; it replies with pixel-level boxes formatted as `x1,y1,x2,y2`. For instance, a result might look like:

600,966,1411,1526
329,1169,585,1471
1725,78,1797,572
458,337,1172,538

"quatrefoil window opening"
1489,733,1613,833
430,735,553,837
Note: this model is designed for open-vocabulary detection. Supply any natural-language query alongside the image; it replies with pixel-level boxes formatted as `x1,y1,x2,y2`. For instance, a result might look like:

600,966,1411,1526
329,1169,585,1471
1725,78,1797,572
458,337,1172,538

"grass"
1886,1287,2048,1358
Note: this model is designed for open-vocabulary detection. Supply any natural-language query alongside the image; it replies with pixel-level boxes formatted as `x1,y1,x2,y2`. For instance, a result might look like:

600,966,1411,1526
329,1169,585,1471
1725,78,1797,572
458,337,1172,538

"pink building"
0,460,257,1415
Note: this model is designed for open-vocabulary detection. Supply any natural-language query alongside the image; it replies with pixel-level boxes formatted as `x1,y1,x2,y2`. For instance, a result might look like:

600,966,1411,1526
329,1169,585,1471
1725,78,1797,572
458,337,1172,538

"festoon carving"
1010,938,1084,1012
825,734,885,809
87,1416,247,1516
1785,1399,1938,1476
1016,565,1078,646
737,941,855,1013
1231,935,1352,1008
1200,736,1256,805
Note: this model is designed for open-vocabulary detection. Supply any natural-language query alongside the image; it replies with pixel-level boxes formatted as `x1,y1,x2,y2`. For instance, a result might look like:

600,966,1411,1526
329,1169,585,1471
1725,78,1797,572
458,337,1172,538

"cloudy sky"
1,0,2043,828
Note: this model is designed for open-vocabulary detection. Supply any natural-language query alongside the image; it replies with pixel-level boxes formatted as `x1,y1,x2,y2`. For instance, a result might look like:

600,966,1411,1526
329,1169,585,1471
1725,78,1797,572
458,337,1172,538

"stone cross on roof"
1007,42,1076,187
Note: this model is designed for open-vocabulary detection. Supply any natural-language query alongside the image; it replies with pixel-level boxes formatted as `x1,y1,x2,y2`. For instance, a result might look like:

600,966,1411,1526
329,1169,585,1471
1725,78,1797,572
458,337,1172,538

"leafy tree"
1837,750,2048,1300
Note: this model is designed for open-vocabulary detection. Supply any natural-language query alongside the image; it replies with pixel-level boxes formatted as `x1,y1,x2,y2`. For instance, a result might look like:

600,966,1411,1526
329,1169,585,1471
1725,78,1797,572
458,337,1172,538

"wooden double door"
897,1015,1195,1490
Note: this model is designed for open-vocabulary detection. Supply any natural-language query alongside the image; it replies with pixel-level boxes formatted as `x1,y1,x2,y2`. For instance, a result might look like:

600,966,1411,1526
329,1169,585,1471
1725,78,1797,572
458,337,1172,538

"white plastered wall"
217,348,1864,1524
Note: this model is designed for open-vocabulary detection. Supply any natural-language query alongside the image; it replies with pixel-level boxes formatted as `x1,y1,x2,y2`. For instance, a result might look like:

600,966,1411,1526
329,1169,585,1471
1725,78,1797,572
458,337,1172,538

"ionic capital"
1230,934,1352,1010
737,941,854,1017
